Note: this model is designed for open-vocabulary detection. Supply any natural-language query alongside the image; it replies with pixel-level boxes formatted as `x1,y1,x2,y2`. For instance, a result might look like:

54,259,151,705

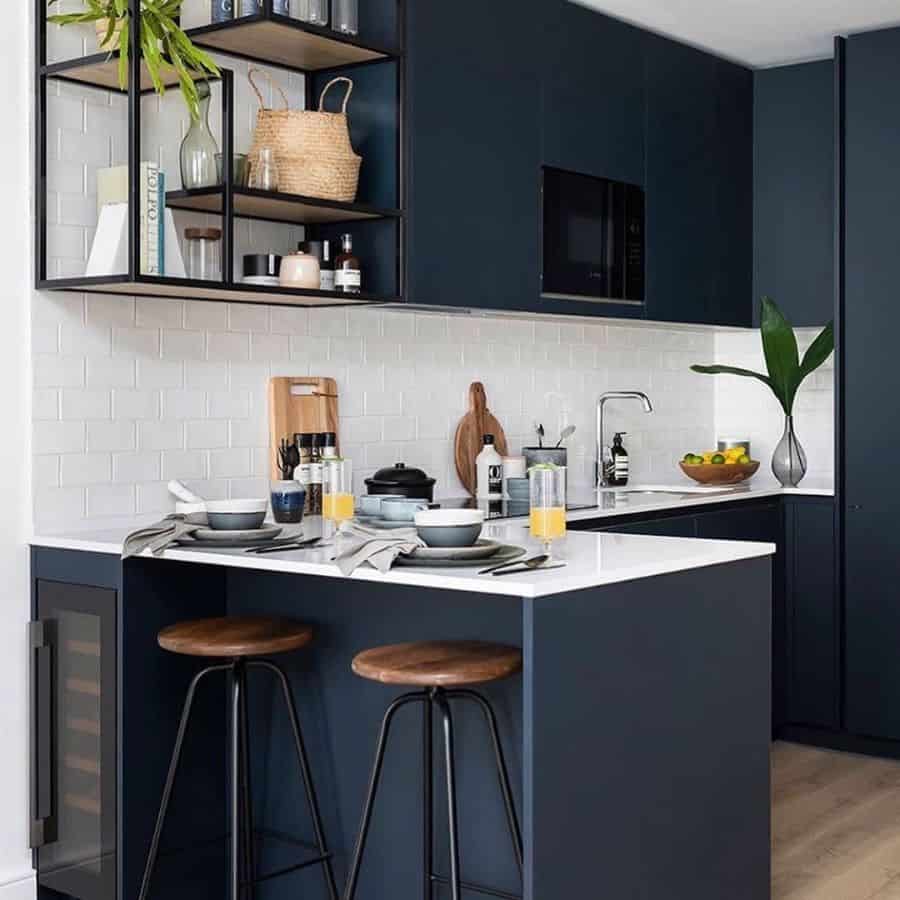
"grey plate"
394,544,526,569
176,525,283,548
405,540,502,562
353,515,417,530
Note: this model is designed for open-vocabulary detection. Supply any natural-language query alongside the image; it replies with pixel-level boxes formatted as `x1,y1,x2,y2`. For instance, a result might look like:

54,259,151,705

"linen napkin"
122,516,201,559
333,520,425,575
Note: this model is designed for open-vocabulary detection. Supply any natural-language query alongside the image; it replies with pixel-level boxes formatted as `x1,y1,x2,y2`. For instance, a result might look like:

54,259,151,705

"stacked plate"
176,499,288,548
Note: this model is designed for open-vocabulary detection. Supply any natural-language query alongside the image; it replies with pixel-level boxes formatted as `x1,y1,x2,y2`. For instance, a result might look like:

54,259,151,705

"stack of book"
86,162,185,278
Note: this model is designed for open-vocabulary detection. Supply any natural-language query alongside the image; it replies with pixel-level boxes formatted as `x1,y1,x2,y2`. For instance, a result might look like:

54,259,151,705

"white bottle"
476,434,504,499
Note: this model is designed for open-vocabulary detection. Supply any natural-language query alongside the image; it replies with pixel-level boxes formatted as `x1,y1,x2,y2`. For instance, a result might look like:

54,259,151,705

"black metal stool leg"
446,689,524,872
138,663,231,900
237,661,255,899
434,690,462,900
423,693,434,900
343,691,427,900
251,660,340,900
230,663,243,900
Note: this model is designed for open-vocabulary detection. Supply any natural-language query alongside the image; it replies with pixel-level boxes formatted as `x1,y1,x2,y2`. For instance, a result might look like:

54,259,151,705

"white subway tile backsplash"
86,294,135,327
185,361,229,391
137,359,183,390
113,390,160,420
208,332,250,362
186,420,228,450
60,453,112,486
33,389,60,421
210,448,251,479
34,420,85,455
60,389,110,420
136,298,185,329
87,484,136,517
162,330,205,361
87,421,136,452
162,449,207,481
138,420,184,452
113,452,161,484
113,327,160,358
162,390,206,420
88,356,135,388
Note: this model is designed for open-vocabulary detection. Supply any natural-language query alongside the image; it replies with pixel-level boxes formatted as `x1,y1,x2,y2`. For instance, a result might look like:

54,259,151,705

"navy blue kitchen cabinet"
405,0,541,311
784,498,839,730
405,0,753,325
594,513,697,538
644,37,753,327
843,26,900,742
754,61,835,328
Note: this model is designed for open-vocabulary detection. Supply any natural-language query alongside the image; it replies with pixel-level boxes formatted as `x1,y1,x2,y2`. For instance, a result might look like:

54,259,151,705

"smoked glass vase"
180,81,220,190
772,415,808,488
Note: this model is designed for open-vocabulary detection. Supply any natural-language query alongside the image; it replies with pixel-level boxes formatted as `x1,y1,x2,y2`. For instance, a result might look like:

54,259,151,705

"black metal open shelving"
35,0,406,308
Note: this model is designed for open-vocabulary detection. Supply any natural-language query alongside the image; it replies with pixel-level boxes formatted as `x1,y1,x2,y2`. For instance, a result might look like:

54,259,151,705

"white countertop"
31,516,776,599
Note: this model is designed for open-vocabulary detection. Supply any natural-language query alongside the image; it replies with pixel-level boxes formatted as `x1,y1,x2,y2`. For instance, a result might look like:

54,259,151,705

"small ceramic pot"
523,447,568,472
359,494,404,516
279,251,321,290
270,481,306,524
380,497,430,522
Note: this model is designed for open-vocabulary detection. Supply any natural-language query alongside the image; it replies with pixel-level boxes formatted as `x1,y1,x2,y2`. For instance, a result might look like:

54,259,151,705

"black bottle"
608,432,629,487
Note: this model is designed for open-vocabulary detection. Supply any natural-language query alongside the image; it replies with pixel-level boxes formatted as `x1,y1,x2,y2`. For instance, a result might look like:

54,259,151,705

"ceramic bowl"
414,509,484,547
679,461,760,485
506,477,530,499
359,494,405,516
381,497,431,522
206,499,268,531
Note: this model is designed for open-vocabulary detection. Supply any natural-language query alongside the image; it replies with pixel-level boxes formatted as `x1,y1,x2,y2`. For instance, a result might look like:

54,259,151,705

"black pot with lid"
364,462,436,501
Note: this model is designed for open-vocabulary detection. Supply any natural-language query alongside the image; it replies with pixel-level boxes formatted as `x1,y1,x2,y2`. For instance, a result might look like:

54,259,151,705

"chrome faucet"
596,391,653,488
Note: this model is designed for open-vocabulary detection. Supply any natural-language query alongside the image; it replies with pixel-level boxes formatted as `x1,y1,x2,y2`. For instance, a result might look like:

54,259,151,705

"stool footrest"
430,873,521,900
242,853,333,888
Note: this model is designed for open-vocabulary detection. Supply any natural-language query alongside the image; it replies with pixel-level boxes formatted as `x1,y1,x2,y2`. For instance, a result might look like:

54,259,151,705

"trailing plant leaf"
690,297,834,416
47,0,220,120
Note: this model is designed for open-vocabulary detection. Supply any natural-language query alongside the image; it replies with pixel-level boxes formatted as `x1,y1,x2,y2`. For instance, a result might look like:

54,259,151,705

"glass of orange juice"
323,458,354,523
529,464,566,561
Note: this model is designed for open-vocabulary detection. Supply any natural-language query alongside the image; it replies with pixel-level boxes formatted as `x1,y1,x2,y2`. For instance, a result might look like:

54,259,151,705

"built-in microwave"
541,166,645,305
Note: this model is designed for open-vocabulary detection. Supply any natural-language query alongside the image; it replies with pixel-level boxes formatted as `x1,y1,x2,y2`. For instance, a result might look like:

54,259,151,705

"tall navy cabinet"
843,26,900,741
754,61,835,327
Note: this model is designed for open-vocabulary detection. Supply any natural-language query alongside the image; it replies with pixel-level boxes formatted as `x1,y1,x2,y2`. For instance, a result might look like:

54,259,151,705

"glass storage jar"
185,227,222,281
332,0,358,35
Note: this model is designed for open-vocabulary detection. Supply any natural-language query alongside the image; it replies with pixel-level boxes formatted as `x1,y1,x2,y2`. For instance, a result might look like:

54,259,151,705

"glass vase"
772,415,808,488
179,81,220,190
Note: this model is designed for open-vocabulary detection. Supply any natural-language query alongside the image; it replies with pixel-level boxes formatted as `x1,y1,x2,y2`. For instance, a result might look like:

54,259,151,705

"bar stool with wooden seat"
344,640,524,900
138,616,338,900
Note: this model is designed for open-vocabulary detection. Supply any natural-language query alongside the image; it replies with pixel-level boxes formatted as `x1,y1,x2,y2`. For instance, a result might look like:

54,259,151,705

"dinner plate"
176,525,283,548
393,544,525,569
405,540,502,561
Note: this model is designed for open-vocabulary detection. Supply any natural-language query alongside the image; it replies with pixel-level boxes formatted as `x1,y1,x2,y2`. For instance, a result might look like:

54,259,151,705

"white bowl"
414,508,485,527
206,499,268,514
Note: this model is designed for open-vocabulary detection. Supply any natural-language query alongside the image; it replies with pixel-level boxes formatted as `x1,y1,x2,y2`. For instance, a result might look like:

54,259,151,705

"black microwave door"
542,168,644,303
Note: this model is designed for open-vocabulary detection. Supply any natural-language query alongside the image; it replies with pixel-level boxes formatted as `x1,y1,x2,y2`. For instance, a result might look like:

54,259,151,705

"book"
86,206,185,279
95,162,163,275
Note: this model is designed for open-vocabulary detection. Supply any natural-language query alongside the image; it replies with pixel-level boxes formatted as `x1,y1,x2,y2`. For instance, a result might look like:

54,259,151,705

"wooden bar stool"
344,640,524,900
138,616,338,900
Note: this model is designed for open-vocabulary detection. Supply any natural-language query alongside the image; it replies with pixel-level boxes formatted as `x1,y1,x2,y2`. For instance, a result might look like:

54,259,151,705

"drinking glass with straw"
529,464,566,563
323,458,354,524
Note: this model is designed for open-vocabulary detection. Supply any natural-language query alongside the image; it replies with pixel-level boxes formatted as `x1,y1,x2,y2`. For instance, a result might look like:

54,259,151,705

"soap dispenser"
608,432,629,487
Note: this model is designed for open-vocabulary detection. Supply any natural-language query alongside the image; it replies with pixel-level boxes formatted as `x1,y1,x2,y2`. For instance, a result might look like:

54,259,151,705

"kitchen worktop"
31,519,775,599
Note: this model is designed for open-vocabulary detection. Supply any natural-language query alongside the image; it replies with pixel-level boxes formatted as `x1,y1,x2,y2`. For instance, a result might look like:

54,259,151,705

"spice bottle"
307,435,324,515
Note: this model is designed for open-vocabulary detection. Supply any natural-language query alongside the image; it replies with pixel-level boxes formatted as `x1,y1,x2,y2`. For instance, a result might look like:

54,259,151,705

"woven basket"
247,69,362,202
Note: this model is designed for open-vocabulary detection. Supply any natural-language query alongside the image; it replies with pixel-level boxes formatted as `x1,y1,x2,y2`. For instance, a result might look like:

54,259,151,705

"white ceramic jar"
279,250,321,290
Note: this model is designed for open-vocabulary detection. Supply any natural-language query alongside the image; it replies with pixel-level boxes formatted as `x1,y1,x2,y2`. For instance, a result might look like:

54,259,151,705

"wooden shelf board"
166,187,401,225
40,276,399,308
187,17,394,71
43,53,189,92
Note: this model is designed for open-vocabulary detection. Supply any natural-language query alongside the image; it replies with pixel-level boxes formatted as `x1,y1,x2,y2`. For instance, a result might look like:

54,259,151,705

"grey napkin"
122,516,201,559
333,521,425,575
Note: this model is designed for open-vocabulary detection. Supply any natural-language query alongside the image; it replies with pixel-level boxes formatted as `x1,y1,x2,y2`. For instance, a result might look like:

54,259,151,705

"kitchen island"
30,522,775,900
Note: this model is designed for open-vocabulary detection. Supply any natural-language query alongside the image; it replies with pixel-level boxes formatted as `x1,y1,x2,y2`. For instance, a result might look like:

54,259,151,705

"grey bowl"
416,523,483,548
207,510,268,531
506,477,530,499
381,498,430,522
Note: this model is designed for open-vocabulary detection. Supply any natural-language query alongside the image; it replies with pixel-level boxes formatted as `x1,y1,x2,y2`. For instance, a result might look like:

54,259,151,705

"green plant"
690,297,835,415
47,0,220,119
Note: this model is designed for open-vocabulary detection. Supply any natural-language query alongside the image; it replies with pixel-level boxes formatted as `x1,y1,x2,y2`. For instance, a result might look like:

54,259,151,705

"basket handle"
318,76,354,113
248,68,290,110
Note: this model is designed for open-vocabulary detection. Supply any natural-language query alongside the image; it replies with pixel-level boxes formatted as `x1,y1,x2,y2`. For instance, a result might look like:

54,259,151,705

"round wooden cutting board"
454,382,509,496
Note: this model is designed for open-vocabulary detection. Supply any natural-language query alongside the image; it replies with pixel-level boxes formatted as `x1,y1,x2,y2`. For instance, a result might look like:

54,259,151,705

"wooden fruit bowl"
679,461,760,485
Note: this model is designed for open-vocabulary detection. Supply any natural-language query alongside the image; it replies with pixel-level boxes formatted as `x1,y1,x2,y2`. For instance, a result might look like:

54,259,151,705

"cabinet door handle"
30,620,56,849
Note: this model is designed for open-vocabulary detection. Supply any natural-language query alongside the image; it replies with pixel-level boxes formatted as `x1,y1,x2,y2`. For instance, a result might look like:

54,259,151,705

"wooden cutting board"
268,376,339,479
454,382,509,496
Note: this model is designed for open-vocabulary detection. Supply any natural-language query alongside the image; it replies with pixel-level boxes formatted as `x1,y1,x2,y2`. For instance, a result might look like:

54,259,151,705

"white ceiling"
574,0,900,67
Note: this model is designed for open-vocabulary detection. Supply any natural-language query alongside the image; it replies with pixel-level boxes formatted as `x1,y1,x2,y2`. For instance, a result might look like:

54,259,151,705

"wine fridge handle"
30,620,56,849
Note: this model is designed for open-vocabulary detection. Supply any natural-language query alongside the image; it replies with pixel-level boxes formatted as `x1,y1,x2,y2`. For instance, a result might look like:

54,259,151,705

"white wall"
0,0,34,894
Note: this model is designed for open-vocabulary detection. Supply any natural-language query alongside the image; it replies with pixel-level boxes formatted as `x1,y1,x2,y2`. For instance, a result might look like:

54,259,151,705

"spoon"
479,553,548,576
555,424,576,448
535,423,545,448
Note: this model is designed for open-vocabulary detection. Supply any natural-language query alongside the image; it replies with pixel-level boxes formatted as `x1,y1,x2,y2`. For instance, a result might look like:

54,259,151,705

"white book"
163,210,186,278
86,203,129,277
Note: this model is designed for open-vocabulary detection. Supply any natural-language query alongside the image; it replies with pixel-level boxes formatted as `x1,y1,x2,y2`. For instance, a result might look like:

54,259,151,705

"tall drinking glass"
323,458,354,523
529,465,566,561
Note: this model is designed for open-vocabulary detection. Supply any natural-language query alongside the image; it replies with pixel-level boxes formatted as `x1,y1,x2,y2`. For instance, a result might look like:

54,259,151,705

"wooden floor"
773,741,900,899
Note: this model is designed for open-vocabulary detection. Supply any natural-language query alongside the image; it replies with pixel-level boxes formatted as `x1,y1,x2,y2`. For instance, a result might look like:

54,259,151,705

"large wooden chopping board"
268,376,339,479
454,382,509,496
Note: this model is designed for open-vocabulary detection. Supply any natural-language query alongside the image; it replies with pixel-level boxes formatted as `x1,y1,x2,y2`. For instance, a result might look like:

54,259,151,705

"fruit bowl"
679,461,760,485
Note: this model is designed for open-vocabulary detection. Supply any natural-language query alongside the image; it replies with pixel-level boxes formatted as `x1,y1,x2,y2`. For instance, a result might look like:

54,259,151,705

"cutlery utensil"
492,563,566,577
555,424,576,448
246,540,323,555
479,553,548,575
536,423,545,448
